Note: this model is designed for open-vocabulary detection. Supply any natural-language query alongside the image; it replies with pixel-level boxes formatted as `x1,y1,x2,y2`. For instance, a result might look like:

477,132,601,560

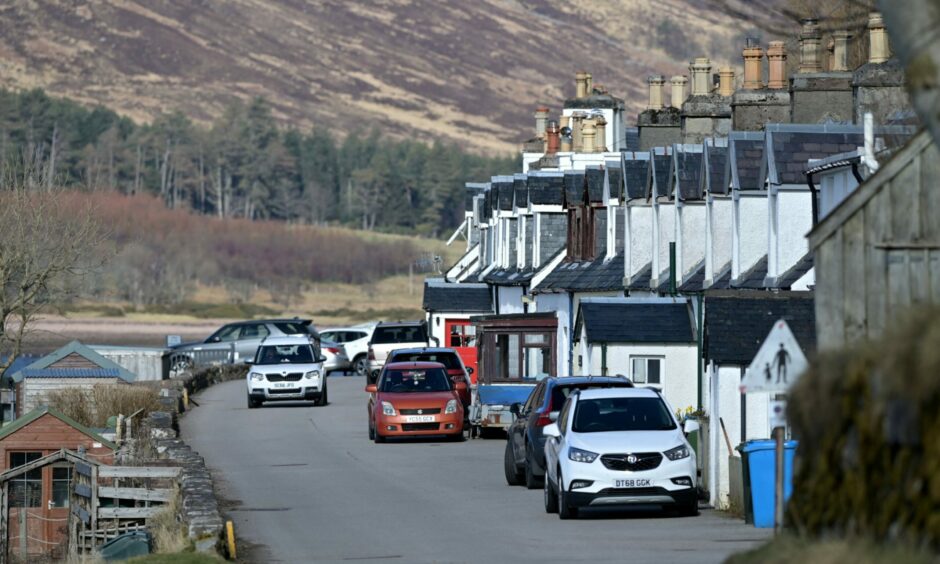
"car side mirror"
549,411,559,422
543,423,561,438
318,356,327,363
210,336,221,343
365,384,377,393
683,419,700,435
466,367,474,375
244,359,253,365
509,402,522,416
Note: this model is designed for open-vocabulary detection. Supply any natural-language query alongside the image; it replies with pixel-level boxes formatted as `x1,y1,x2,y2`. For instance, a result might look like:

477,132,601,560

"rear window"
548,381,633,412
372,325,427,345
390,353,461,369
380,368,451,393
572,397,676,433
275,322,310,336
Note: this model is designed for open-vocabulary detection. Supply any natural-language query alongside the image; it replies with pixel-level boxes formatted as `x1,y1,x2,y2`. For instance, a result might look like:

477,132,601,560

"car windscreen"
390,353,461,369
380,368,451,393
371,325,427,344
572,397,676,432
550,382,632,412
275,322,310,336
255,344,314,365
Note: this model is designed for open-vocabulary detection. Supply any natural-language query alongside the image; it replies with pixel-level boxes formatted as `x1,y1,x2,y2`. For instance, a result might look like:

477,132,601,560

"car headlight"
664,445,691,461
444,399,458,414
381,401,396,416
568,447,599,463
305,370,320,380
249,372,264,382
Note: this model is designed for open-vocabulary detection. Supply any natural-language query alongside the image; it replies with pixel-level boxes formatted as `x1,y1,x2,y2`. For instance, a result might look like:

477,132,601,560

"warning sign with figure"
741,319,808,393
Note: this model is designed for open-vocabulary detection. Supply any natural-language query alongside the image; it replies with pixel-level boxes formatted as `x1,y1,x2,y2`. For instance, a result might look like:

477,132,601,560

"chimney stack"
767,41,787,89
690,57,713,96
576,72,589,99
546,119,560,154
799,18,822,73
571,112,586,152
831,31,851,71
581,120,596,153
868,12,890,64
534,106,550,138
743,41,765,89
594,116,607,152
671,75,689,108
719,67,735,96
648,75,666,110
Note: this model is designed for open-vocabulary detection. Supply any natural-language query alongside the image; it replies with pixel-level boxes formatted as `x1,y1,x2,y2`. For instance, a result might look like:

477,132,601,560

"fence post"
18,506,25,559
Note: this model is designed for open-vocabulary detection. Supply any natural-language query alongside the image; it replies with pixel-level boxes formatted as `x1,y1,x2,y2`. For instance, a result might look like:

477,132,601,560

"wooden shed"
9,341,136,417
809,131,940,349
0,406,115,558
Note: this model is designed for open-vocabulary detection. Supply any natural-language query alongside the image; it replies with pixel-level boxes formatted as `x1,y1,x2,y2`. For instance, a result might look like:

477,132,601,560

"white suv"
542,387,699,519
246,337,328,408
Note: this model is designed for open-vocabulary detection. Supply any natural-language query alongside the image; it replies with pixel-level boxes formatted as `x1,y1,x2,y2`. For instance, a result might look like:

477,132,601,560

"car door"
545,397,573,485
235,323,270,362
512,382,543,465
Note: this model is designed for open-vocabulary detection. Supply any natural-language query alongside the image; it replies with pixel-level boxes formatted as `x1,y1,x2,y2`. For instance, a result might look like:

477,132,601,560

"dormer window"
567,205,596,261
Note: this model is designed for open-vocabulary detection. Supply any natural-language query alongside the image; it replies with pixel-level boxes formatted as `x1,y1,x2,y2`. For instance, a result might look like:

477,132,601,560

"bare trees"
0,190,106,378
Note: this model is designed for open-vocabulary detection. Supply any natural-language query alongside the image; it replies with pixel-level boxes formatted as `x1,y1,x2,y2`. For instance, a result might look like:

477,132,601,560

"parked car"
320,325,374,376
366,321,430,382
504,376,634,489
365,361,466,443
245,336,328,408
321,338,351,375
170,319,317,367
543,387,699,519
384,348,472,411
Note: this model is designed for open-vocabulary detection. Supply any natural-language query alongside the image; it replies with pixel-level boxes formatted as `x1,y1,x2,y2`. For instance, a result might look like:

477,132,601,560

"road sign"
769,399,787,428
741,319,808,394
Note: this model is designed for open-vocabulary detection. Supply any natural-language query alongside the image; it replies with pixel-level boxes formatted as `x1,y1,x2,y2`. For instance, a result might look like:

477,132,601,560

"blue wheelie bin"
739,439,798,528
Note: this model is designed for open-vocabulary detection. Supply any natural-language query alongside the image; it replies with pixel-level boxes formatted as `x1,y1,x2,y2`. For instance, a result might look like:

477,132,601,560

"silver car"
320,338,351,375
170,319,318,369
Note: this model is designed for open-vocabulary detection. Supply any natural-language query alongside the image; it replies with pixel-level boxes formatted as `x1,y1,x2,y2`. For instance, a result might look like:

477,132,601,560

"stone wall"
732,90,791,131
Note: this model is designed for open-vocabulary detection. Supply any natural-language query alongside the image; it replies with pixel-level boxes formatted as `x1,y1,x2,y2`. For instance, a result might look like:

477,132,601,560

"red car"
384,348,472,411
366,361,466,443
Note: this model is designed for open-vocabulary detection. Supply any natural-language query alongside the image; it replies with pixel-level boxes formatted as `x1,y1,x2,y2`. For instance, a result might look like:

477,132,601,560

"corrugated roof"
11,341,136,383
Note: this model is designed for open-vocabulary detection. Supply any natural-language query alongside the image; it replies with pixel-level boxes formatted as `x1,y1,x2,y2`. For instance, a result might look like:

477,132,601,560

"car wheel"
317,382,329,406
680,499,700,517
504,442,524,486
368,419,375,440
544,473,558,514
373,428,386,444
557,469,578,520
524,449,541,490
353,355,368,377
448,432,465,443
247,395,260,409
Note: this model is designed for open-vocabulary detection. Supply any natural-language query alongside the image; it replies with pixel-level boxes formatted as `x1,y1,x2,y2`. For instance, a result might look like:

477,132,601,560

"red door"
444,319,478,383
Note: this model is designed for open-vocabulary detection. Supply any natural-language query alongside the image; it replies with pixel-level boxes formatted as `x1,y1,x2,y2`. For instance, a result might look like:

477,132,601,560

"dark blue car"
504,376,634,488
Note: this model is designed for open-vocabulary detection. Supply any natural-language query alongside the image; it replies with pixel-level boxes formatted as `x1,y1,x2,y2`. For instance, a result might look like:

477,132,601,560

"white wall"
769,189,813,280
626,204,652,280
497,286,525,315
653,201,676,287
705,196,732,284
732,194,768,279
92,346,162,382
677,202,706,282
534,293,570,376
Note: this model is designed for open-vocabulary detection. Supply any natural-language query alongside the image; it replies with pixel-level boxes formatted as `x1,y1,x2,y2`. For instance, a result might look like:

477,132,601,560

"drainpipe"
806,173,820,226
696,293,704,410
669,242,677,295
567,291,575,376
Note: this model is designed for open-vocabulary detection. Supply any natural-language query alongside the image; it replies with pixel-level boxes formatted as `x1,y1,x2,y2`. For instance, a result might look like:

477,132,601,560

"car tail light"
368,347,375,361
535,411,553,427
325,347,340,354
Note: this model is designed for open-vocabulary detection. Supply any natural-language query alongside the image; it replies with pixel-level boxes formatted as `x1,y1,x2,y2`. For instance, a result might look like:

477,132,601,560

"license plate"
273,382,292,389
404,415,435,423
615,479,651,488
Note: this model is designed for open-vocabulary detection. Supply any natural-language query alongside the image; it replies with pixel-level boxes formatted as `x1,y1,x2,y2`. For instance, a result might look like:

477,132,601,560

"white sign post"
740,319,808,535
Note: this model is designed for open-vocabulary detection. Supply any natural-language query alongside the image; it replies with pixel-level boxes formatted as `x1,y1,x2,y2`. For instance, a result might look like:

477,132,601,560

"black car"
503,376,634,489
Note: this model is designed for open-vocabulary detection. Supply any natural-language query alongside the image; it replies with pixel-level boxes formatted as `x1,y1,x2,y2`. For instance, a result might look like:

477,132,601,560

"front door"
444,319,478,383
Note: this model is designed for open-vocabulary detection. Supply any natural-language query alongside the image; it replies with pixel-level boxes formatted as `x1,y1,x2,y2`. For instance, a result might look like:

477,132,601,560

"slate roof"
0,406,118,449
733,256,769,289
528,173,565,206
563,170,585,207
585,166,605,204
650,147,672,199
604,161,623,202
673,145,704,201
465,182,488,212
492,176,515,211
512,174,528,209
11,341,136,383
624,127,640,152
704,138,729,194
626,263,653,291
704,291,816,365
534,255,624,293
727,131,766,192
678,261,706,293
576,298,695,344
422,280,494,313
622,152,651,200
708,263,733,289
483,267,536,286
563,92,625,110
774,253,814,289
764,124,864,186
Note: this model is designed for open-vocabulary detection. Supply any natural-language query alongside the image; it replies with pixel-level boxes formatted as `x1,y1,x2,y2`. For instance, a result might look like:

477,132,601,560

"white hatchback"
246,336,328,408
542,387,700,519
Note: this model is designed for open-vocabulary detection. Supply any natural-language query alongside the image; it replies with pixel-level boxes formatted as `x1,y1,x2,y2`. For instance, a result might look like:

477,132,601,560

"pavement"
181,377,771,564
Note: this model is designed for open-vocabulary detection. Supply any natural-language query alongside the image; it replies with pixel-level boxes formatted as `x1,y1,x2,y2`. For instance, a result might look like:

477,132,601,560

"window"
496,334,521,380
572,397,676,432
379,368,451,393
255,344,315,365
631,357,663,387
52,466,72,508
273,322,309,336
372,325,428,345
558,397,573,433
209,325,241,343
239,324,269,340
9,452,42,508
448,324,476,348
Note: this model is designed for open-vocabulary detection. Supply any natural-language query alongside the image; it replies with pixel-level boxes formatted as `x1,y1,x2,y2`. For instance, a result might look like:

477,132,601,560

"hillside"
0,0,767,154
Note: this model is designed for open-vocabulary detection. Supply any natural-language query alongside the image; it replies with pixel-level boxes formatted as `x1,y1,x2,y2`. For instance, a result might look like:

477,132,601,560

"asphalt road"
181,377,771,564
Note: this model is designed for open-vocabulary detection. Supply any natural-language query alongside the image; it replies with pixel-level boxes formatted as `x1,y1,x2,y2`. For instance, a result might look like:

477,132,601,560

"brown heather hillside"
0,0,774,155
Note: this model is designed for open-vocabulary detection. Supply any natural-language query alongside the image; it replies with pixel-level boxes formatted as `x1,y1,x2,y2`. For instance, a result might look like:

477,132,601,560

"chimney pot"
581,121,596,154
799,18,822,73
767,41,788,89
742,44,765,89
868,12,890,64
719,67,735,97
830,30,851,71
571,111,587,152
648,75,666,110
585,73,593,96
575,72,589,99
670,75,689,108
534,106,550,138
545,119,560,154
594,116,607,152
690,57,712,97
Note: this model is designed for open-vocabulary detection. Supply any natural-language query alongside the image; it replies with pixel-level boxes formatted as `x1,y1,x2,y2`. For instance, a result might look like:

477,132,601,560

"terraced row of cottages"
423,13,921,507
